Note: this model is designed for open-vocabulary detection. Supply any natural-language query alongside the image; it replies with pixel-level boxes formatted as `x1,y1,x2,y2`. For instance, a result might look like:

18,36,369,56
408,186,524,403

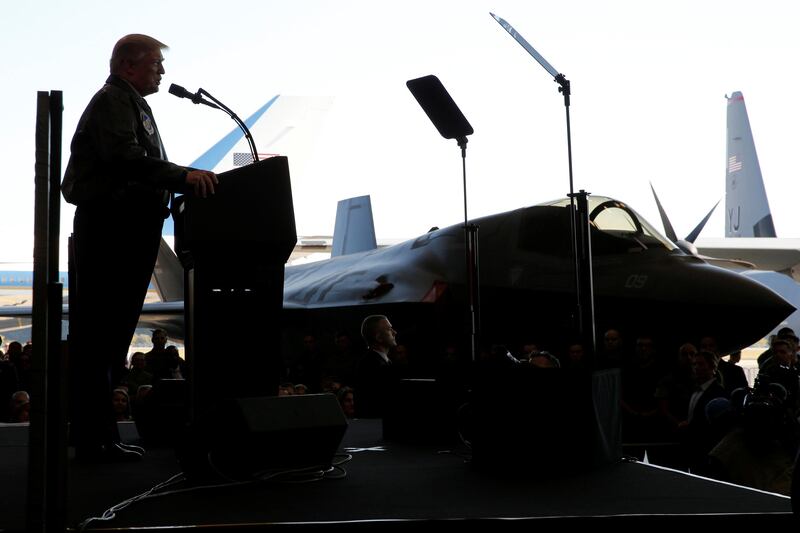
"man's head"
634,334,656,363
529,351,560,368
110,34,167,96
360,315,397,352
692,350,718,383
677,342,698,368
566,342,585,363
699,335,719,356
10,391,30,423
11,390,29,410
776,331,799,353
603,329,622,352
771,338,794,367
151,329,167,350
130,351,146,370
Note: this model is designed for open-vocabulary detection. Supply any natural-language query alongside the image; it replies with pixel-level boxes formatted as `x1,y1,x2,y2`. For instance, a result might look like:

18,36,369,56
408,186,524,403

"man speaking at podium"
62,34,217,462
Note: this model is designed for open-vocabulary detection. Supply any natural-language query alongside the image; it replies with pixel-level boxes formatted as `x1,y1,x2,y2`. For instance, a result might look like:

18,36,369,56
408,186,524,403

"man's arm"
89,92,188,192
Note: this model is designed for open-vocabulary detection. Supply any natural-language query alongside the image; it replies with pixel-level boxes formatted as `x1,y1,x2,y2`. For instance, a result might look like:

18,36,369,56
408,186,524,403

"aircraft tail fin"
726,91,776,237
151,238,184,302
331,195,377,257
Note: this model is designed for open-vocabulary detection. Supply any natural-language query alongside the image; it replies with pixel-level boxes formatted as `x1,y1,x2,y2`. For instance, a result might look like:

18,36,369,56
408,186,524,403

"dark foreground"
0,419,794,532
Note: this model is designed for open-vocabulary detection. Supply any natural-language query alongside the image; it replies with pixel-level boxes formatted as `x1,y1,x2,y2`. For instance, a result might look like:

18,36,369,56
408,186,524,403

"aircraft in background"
693,91,800,279
651,91,800,336
0,265,68,291
131,190,794,355
3,192,792,356
278,195,791,358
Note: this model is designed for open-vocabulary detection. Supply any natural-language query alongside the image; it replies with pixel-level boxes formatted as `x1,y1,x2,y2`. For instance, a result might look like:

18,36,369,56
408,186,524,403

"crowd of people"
0,341,32,423
2,318,799,494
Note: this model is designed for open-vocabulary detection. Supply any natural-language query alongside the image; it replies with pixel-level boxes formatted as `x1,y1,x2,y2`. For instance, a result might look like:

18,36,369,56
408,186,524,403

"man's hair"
695,349,718,369
360,315,388,346
110,34,168,74
771,338,791,351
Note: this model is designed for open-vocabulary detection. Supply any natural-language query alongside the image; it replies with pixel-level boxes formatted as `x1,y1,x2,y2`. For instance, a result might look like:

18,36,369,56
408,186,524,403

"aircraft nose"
728,270,795,322
596,258,795,354
674,262,794,352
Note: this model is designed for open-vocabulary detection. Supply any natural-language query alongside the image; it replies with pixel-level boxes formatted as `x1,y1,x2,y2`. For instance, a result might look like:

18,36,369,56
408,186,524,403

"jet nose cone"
596,259,795,353
679,263,794,352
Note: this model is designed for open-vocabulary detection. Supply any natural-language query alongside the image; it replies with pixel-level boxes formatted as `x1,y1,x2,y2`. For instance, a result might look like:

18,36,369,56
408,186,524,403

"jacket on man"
62,74,187,213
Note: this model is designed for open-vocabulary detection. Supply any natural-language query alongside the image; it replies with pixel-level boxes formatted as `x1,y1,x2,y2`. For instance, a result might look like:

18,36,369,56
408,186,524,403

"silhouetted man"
63,34,217,462
354,315,397,418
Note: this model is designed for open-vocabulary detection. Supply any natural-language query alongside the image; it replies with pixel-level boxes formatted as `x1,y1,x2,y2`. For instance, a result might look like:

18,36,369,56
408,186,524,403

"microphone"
168,83,196,100
167,84,258,162
168,83,219,109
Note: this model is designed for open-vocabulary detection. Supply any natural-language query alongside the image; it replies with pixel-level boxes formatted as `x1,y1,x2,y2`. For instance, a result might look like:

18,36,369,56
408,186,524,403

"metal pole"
27,90,67,533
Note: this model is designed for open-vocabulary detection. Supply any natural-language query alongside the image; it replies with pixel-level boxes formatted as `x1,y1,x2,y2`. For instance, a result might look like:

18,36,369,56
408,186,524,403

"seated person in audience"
122,352,153,395
337,386,355,418
528,351,560,368
9,390,30,423
112,388,132,421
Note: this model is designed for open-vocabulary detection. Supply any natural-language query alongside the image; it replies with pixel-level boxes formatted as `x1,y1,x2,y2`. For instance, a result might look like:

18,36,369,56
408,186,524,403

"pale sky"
3,0,799,263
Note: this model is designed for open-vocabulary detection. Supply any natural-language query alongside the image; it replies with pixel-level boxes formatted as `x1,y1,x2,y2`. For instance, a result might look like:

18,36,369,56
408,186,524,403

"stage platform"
1,418,795,532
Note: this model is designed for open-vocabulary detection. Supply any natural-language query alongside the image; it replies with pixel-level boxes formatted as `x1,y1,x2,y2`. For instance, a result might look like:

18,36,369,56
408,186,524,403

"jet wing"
695,238,800,280
284,229,456,309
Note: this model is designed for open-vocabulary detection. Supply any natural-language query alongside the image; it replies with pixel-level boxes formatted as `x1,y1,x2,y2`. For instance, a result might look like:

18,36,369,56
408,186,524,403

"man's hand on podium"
186,169,218,198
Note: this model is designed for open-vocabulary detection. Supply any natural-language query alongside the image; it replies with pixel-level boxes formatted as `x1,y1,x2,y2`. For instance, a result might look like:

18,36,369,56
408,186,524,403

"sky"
3,0,800,264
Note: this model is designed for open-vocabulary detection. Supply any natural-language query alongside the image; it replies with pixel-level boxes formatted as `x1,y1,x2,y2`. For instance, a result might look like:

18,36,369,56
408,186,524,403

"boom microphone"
168,83,219,109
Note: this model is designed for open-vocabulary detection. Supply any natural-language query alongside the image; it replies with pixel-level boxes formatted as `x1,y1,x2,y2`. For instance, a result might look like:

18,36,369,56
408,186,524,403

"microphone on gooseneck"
168,83,219,109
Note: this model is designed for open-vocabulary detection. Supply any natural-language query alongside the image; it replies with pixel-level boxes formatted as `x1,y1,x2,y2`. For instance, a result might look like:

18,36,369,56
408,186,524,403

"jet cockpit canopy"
542,196,677,254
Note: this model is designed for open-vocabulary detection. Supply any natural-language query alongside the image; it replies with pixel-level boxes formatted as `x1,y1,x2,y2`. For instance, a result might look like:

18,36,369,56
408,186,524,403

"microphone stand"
491,13,596,354
197,88,260,164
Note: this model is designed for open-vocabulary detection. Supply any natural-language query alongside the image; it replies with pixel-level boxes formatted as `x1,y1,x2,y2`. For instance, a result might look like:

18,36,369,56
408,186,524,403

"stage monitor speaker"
470,367,621,475
382,378,461,444
179,393,348,481
133,378,187,445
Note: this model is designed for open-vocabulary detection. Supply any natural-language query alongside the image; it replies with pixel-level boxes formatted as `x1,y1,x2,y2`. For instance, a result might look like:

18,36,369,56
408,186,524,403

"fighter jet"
651,91,800,336
280,194,793,358
2,190,791,362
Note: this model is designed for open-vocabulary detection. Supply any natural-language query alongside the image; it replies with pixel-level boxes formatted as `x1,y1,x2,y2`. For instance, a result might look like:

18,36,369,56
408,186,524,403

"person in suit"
354,315,397,418
684,350,728,473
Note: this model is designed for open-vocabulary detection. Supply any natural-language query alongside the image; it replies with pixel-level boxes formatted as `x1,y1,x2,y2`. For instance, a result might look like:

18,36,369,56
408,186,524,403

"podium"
174,156,297,422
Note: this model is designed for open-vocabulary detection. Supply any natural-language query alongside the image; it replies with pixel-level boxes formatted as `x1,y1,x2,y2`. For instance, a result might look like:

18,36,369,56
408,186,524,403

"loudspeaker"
470,367,621,475
382,379,461,444
178,393,348,481
133,379,187,444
